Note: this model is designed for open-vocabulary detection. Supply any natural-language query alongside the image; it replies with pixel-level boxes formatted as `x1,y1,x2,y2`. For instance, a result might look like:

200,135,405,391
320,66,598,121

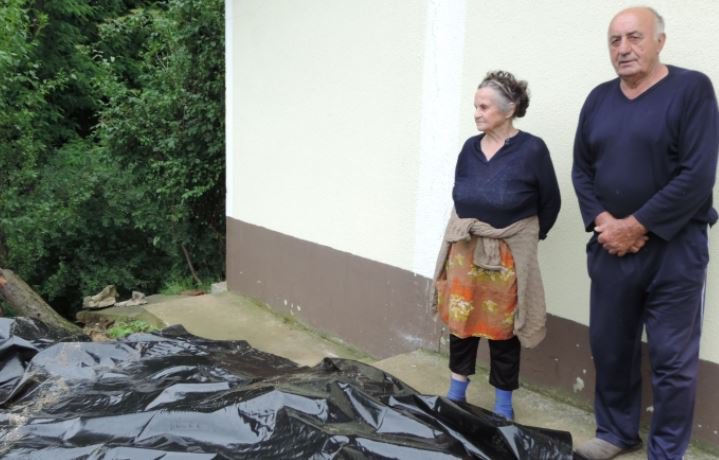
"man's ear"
657,32,666,53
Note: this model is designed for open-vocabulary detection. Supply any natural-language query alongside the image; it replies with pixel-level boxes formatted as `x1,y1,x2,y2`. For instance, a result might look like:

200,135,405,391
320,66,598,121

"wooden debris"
0,267,82,335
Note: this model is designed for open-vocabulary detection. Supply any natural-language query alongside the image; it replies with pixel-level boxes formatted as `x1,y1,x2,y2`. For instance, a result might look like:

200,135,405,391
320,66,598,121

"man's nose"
617,37,631,54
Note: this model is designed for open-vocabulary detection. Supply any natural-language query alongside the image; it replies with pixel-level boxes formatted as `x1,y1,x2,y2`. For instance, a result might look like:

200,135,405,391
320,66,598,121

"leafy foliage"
0,0,225,317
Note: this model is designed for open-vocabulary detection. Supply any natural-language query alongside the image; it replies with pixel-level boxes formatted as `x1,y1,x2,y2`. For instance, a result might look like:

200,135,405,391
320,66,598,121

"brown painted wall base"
226,216,719,448
226,217,442,359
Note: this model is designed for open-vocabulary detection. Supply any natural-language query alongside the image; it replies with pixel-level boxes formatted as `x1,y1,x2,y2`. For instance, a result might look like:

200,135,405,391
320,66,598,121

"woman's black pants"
449,334,520,391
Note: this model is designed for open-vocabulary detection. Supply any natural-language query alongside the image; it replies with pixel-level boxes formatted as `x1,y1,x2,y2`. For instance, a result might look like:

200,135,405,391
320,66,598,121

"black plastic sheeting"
0,317,577,459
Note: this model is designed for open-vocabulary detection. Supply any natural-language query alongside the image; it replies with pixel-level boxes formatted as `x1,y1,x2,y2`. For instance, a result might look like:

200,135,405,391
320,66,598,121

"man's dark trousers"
587,221,708,459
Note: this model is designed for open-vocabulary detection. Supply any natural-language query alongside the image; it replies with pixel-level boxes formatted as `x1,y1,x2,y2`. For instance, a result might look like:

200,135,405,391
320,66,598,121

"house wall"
226,0,719,447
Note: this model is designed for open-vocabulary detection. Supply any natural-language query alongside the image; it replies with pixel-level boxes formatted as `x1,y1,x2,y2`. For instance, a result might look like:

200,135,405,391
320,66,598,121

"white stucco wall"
227,1,719,362
226,0,426,270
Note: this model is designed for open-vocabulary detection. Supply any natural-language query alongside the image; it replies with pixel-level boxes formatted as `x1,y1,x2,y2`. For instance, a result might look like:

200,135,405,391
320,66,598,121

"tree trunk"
0,233,7,266
0,268,82,334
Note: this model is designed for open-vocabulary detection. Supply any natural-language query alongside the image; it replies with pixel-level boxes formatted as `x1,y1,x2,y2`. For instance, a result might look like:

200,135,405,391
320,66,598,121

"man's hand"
594,212,648,256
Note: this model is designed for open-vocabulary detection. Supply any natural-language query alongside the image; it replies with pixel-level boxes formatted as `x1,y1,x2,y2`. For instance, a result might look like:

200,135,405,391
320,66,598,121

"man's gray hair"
647,7,665,37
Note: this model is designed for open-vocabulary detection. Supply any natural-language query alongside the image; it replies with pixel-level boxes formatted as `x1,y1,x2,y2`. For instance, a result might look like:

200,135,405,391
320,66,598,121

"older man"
572,6,718,460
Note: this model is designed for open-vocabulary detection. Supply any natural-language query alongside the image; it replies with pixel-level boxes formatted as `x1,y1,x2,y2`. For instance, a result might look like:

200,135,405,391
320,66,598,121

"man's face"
608,9,665,81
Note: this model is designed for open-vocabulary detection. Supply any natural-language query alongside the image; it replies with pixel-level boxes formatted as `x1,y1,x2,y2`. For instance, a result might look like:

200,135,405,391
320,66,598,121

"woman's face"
473,87,512,133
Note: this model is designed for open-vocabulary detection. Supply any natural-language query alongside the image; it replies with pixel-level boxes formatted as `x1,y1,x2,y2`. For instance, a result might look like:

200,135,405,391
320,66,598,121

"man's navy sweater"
572,65,719,241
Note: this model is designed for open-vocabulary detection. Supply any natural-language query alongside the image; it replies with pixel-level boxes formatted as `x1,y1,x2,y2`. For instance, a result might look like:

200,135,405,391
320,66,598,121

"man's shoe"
574,438,642,460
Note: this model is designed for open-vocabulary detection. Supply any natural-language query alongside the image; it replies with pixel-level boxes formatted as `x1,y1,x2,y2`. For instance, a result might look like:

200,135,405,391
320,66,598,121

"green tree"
95,0,226,289
0,0,225,317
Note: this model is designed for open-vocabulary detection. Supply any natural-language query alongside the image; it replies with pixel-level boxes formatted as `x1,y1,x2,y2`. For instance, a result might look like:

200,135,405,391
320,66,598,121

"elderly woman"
433,70,561,420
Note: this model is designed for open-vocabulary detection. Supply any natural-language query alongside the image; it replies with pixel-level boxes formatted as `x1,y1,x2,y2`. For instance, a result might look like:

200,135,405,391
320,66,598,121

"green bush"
0,0,225,318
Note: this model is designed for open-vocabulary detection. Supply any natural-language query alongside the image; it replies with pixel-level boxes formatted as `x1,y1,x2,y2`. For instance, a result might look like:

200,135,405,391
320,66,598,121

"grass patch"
106,320,159,339
159,275,211,295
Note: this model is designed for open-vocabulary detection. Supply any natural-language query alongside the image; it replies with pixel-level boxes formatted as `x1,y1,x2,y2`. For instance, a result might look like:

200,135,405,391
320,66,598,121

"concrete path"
96,291,715,460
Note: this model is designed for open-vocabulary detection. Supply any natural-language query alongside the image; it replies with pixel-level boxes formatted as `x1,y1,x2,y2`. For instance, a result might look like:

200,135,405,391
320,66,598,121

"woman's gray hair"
478,70,530,118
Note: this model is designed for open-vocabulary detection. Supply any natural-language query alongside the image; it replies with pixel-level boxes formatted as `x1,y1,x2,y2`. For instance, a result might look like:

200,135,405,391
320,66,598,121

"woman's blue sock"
447,377,469,402
494,388,514,420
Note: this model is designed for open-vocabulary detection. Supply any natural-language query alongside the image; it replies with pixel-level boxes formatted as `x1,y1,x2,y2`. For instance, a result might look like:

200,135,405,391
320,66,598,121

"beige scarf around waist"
432,209,547,348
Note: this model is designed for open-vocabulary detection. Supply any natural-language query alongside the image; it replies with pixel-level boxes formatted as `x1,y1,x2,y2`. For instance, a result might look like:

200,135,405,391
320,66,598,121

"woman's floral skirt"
436,237,517,339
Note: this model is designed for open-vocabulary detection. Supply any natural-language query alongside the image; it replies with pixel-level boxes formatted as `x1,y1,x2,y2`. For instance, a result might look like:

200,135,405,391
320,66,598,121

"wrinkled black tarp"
0,317,576,459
